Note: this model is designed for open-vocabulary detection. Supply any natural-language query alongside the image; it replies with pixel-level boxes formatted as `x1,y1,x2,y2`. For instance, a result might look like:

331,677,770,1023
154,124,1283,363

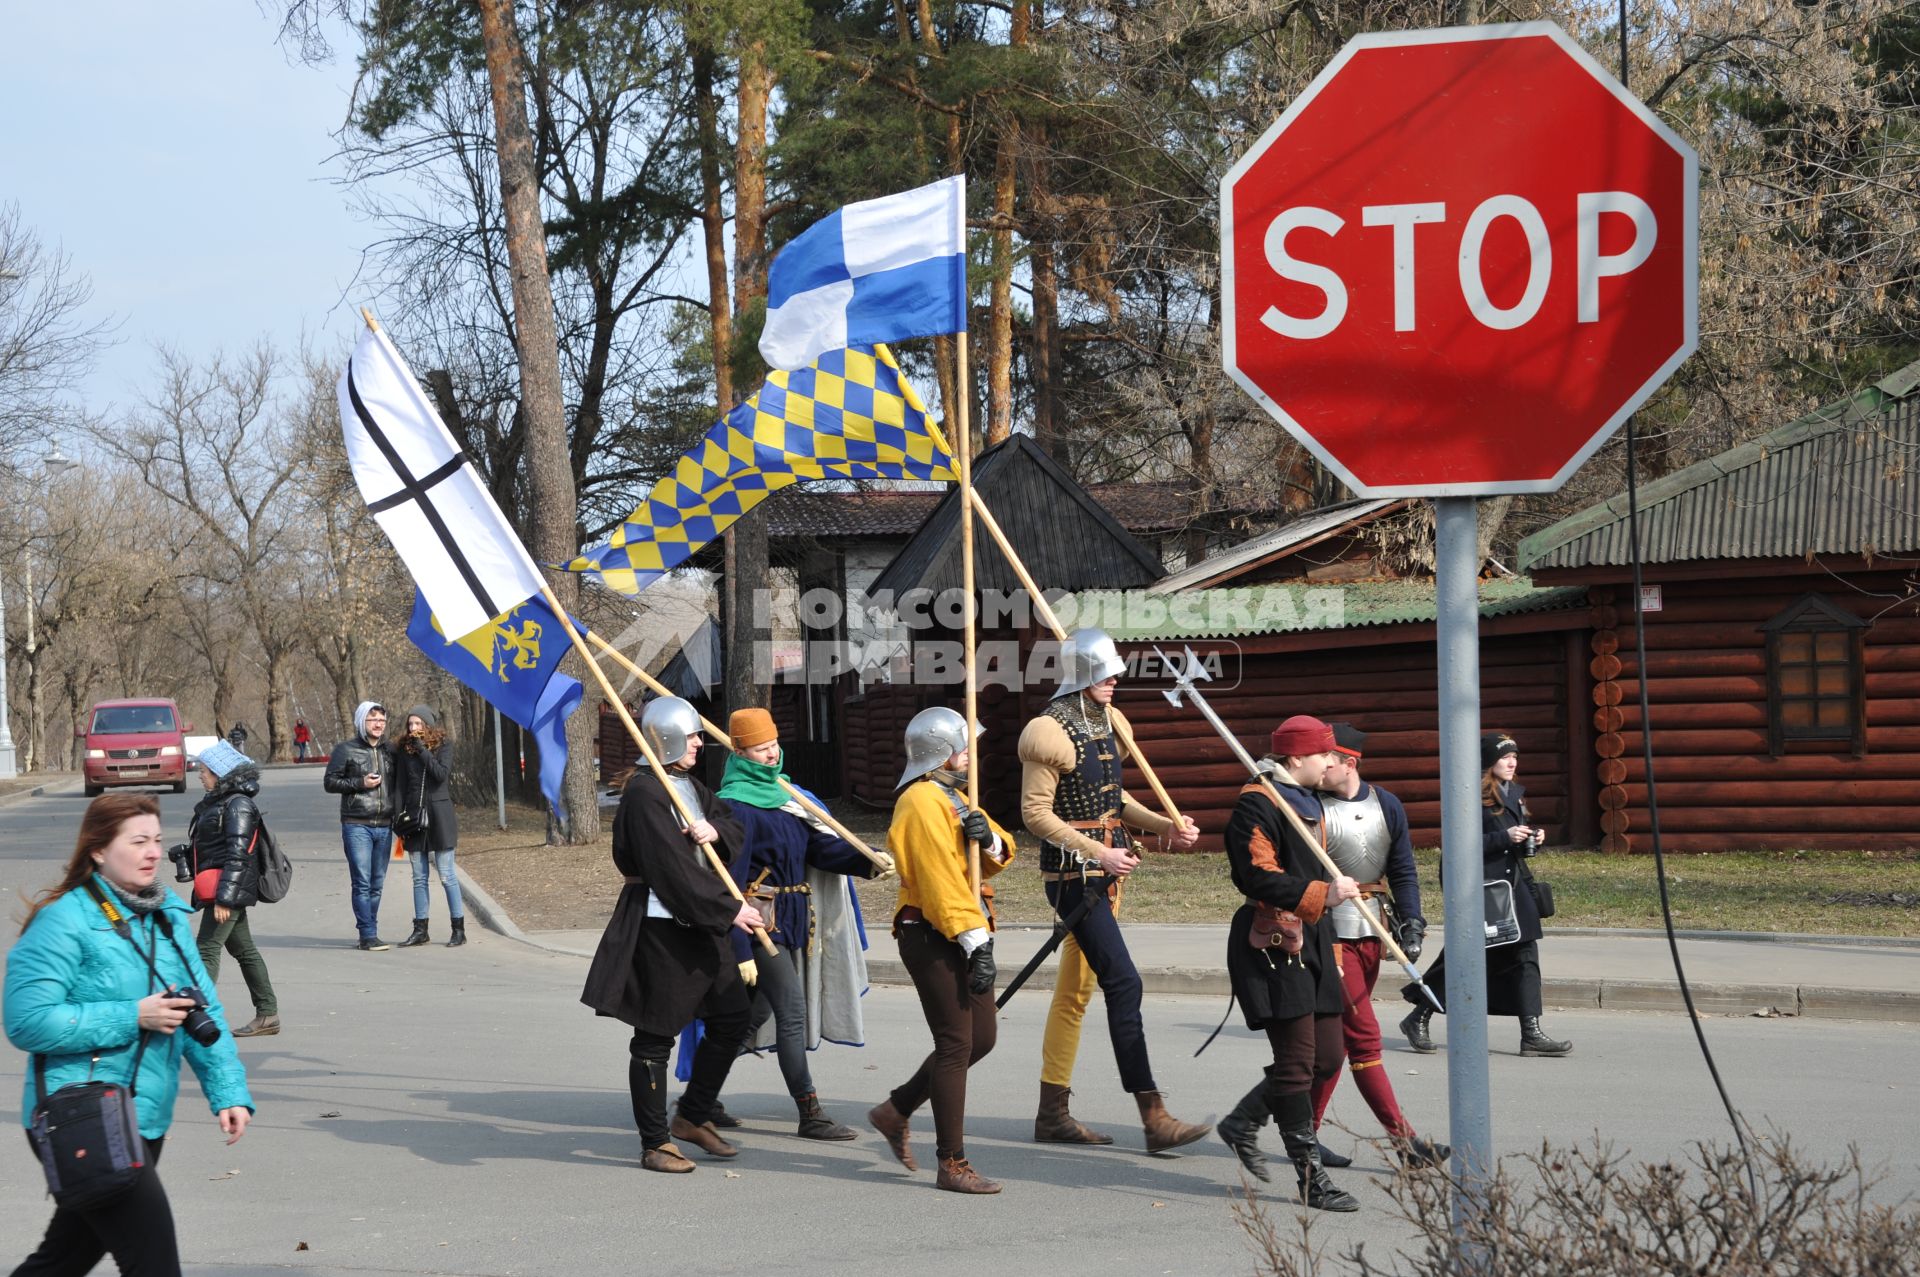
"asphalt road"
1,771,1916,1276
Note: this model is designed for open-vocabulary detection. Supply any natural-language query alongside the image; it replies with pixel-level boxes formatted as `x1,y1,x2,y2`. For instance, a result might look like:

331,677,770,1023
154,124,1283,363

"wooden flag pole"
580,628,892,873
535,583,776,955
954,332,984,900
960,482,1185,831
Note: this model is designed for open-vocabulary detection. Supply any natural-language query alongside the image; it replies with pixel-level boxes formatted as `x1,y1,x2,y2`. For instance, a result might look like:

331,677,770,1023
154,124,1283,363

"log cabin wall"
1109,627,1586,853
1587,568,1920,853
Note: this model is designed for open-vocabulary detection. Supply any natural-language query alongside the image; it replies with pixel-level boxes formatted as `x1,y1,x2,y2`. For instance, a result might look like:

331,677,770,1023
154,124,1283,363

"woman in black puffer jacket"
393,705,465,948
190,740,280,1037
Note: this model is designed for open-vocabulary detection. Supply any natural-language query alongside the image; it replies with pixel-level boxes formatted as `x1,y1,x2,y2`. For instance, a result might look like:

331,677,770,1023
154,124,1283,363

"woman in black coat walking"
1398,732,1571,1057
393,706,465,947
190,739,280,1036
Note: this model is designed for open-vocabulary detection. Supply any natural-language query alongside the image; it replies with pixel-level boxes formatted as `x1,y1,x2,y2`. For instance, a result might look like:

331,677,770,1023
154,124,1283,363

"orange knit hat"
729,707,779,749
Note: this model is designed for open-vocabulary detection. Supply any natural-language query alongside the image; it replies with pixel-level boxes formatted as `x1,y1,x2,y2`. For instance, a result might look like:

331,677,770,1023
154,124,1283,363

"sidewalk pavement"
452,867,1920,1025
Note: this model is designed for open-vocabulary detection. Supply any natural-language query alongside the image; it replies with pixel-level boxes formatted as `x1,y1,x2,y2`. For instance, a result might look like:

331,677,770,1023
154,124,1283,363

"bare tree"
0,203,112,458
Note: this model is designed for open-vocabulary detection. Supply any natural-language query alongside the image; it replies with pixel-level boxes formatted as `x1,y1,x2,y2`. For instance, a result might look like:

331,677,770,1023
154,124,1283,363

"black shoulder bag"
26,882,158,1209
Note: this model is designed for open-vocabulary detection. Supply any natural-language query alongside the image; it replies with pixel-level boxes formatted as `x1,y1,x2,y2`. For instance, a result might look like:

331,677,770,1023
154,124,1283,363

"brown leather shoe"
1135,1090,1213,1154
1034,1081,1113,1145
641,1142,695,1173
232,1015,280,1038
670,1114,739,1158
867,1100,917,1171
936,1155,1002,1194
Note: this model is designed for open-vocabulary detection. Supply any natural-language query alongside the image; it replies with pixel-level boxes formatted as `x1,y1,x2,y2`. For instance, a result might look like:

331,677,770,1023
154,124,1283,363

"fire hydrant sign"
1221,23,1697,496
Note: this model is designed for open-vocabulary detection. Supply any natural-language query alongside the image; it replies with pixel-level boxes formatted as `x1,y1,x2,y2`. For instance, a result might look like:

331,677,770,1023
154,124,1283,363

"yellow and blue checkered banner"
566,344,956,594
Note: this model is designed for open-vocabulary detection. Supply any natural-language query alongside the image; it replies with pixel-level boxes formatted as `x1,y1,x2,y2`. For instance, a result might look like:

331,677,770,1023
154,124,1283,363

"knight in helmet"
580,697,764,1174
1016,627,1208,1152
867,707,1017,1195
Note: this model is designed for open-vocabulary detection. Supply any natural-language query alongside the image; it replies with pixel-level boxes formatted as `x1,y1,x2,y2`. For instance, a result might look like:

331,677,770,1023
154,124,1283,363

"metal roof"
1147,497,1405,593
1058,577,1586,641
1520,361,1920,571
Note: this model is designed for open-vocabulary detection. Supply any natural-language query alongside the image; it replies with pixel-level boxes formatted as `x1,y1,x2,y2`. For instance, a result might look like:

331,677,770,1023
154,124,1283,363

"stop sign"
1222,23,1697,495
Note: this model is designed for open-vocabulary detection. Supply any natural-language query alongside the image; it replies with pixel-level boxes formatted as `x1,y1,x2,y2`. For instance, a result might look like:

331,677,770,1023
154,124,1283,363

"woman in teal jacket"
6,793,254,1276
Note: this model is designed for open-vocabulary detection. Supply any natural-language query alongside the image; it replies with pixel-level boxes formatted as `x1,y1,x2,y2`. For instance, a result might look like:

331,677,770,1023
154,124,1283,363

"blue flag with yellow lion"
406,589,584,815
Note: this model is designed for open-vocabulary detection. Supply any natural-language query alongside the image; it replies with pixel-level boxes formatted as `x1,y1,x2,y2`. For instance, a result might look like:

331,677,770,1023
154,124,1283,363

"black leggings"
14,1136,178,1277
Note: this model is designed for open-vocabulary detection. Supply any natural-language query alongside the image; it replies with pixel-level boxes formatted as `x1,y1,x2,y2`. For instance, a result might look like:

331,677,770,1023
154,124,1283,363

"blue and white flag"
759,176,968,371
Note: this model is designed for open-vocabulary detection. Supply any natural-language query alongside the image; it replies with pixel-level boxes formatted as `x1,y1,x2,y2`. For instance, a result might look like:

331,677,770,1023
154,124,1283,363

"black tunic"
580,768,749,1036
1224,779,1345,1028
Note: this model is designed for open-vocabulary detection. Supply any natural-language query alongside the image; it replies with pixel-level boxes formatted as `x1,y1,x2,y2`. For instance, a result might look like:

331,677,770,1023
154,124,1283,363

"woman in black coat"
1398,732,1572,1057
393,705,465,948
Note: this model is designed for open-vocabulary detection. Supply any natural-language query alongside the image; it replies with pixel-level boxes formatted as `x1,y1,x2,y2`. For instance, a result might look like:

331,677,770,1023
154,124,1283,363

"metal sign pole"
494,706,508,830
1435,497,1491,1247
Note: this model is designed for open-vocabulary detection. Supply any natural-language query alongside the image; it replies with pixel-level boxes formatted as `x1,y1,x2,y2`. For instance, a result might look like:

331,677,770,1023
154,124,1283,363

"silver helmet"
896,706,979,789
640,696,702,762
1051,627,1127,700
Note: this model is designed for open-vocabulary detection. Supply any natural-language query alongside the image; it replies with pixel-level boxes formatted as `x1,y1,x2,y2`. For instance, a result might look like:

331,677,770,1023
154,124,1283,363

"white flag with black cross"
336,324,546,639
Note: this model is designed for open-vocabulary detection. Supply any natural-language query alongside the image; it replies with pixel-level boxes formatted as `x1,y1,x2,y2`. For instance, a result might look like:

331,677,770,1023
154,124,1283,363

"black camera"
167,843,194,883
1523,829,1545,857
168,985,221,1047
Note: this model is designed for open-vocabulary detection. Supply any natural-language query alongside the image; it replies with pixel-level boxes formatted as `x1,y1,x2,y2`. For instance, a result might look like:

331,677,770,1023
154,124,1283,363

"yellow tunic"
887,778,1016,941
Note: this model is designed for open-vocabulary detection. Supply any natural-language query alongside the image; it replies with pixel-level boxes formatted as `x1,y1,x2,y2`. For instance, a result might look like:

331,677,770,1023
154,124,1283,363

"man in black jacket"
324,700,396,950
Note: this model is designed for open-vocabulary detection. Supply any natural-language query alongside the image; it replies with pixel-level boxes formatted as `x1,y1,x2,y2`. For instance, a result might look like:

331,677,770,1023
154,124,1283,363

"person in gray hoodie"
323,701,396,950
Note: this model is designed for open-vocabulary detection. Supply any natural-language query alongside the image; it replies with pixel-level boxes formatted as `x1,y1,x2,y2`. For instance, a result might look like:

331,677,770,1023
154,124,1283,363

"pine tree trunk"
1028,120,1060,463
475,0,598,841
723,42,774,720
985,0,1030,446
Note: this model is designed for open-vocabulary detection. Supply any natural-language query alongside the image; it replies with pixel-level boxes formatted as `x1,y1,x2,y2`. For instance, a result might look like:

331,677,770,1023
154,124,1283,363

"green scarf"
717,752,792,810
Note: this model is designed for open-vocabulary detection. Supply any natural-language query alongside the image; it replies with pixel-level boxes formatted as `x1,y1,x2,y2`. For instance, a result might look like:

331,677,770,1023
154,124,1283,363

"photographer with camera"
6,794,254,1275
182,740,280,1038
1399,732,1572,1058
323,701,397,950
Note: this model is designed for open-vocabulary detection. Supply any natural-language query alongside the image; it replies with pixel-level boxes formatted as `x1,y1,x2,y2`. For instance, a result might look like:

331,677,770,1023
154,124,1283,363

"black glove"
966,938,996,995
961,809,992,846
1395,915,1428,963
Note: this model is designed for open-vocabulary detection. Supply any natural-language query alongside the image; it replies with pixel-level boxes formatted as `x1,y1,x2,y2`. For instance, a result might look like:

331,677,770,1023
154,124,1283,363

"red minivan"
79,698,190,796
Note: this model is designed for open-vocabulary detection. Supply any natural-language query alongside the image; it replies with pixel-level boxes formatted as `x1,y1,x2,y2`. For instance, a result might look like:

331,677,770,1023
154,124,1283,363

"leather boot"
936,1154,1002,1195
795,1093,857,1141
675,1098,741,1130
1134,1091,1212,1154
1216,1082,1272,1183
670,1113,739,1158
1034,1082,1112,1145
641,1142,695,1173
1273,1092,1360,1213
1395,1134,1452,1170
1519,1017,1572,1057
1316,1139,1353,1169
396,919,430,948
445,918,466,947
232,1014,280,1038
867,1100,917,1171
1399,1006,1437,1054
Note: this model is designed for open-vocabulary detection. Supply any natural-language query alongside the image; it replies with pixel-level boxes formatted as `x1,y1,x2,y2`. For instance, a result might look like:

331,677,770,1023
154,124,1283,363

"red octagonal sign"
1222,23,1697,495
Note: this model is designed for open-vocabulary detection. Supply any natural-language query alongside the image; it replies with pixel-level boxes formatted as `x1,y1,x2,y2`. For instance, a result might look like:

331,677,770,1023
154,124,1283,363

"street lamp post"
0,449,81,779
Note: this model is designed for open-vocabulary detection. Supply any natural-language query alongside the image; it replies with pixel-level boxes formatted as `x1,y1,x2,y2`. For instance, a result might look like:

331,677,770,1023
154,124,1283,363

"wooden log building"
1519,359,1920,853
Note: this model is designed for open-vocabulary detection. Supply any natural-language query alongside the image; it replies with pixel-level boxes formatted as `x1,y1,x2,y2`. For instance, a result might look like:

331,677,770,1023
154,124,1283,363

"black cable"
1617,0,1757,1200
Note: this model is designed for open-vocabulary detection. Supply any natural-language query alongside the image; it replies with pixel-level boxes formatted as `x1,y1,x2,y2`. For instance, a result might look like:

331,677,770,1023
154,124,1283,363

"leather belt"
1041,869,1113,883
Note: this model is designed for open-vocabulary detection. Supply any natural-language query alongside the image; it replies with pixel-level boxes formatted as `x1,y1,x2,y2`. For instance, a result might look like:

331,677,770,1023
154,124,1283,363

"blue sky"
2,4,376,418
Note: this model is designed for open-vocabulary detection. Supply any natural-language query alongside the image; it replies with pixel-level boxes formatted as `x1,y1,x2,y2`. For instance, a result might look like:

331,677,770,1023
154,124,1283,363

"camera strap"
39,880,165,1102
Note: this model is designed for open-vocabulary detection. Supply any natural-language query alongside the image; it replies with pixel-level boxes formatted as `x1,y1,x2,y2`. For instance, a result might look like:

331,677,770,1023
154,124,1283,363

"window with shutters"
1762,594,1868,756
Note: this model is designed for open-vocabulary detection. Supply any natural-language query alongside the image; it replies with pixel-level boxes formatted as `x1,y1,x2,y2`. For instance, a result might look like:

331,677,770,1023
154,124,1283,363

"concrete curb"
454,881,1919,1022
0,779,80,809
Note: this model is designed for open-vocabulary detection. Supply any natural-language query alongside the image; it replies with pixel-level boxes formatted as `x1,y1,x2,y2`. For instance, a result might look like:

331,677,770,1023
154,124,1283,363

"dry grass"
455,802,1920,938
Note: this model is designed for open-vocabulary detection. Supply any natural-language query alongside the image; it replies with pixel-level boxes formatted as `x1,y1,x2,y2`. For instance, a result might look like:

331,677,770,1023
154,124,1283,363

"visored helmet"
1050,627,1127,700
641,696,702,762
897,706,978,789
